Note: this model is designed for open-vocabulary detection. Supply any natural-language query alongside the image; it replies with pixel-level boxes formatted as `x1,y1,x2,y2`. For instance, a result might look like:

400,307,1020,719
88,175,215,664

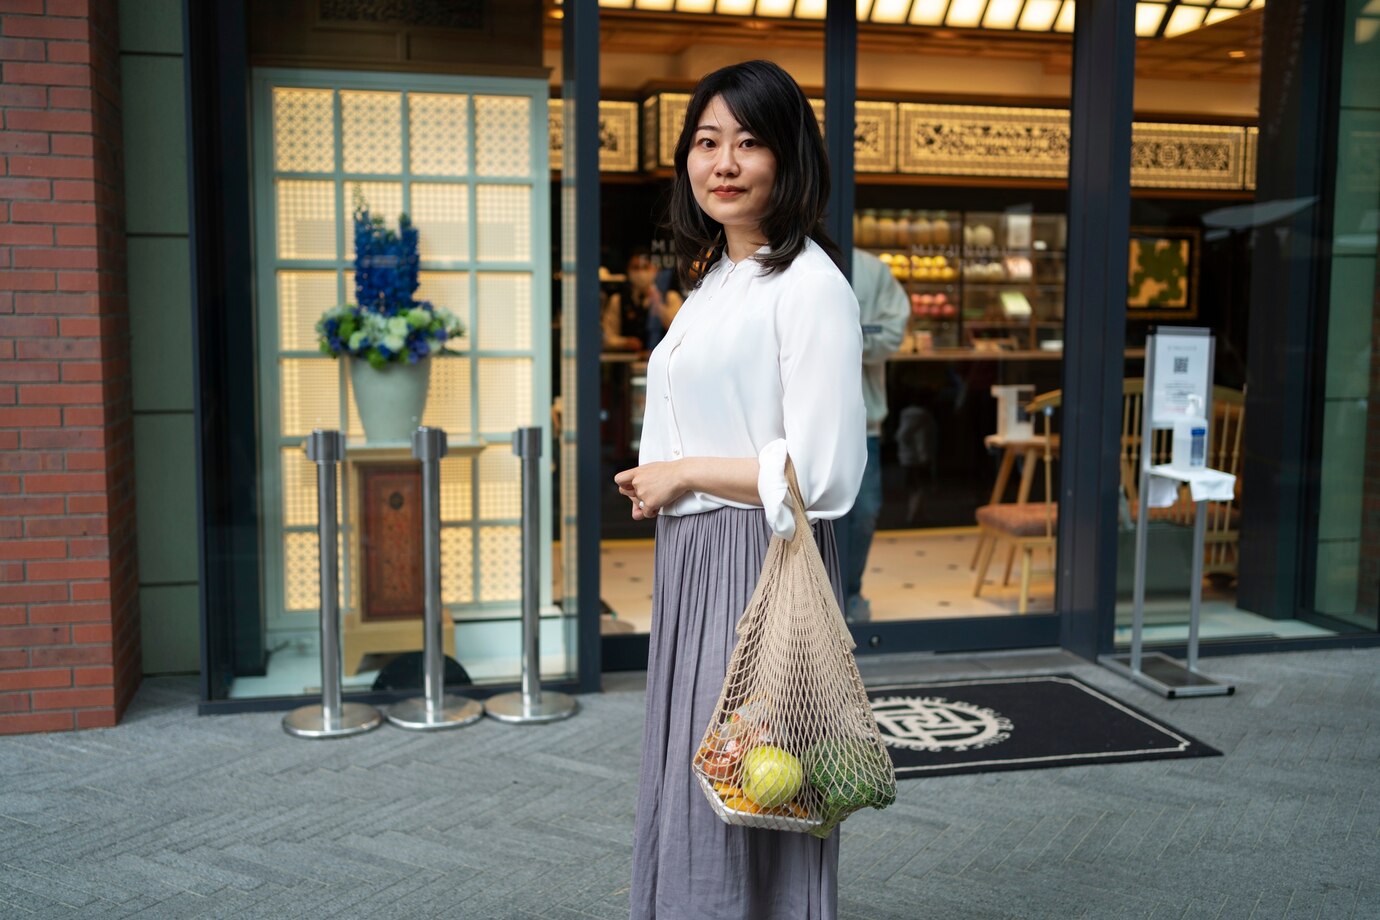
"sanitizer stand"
1100,328,1235,699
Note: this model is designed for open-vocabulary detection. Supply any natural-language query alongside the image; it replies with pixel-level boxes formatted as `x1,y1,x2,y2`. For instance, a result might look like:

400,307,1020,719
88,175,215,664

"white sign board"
1149,329,1212,428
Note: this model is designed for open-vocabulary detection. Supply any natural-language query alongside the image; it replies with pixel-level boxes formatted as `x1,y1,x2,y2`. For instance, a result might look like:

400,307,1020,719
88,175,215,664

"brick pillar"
0,0,139,733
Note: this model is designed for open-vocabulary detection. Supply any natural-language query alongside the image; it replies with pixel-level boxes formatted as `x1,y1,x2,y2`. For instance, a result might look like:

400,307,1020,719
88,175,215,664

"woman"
614,60,866,920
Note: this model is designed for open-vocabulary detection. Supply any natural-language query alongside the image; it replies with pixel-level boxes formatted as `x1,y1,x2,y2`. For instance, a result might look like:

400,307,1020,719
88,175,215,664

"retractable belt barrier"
386,427,485,731
283,430,384,739
485,427,578,724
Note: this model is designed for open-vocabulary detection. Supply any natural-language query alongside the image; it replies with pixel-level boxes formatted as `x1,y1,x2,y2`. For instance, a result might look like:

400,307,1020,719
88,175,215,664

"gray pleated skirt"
630,506,842,920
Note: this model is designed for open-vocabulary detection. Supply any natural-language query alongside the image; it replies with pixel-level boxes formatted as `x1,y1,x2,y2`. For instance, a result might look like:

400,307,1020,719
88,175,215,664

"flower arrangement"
316,207,464,369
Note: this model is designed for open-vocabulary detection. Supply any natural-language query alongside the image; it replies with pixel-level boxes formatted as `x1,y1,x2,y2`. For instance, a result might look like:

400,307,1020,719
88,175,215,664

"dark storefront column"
1237,0,1338,620
824,0,856,599
1058,0,1136,660
563,0,603,690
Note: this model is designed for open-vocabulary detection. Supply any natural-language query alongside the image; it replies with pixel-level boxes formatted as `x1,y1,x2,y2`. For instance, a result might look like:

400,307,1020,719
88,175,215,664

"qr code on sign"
1173,357,1189,374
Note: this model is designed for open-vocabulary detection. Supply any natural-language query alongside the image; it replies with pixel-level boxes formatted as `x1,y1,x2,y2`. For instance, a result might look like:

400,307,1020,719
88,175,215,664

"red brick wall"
0,0,139,733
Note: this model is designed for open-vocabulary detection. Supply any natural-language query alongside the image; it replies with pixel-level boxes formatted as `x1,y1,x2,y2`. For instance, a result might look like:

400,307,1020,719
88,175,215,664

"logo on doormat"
870,696,1014,752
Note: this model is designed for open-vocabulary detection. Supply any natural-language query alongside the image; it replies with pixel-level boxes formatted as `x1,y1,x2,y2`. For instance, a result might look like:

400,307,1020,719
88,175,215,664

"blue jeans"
843,435,882,603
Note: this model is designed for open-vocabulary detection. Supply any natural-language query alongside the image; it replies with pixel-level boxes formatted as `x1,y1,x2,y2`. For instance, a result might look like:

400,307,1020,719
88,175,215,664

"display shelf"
859,208,1068,353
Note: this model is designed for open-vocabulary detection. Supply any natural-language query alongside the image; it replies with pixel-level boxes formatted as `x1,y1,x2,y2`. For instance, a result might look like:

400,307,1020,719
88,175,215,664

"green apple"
741,745,803,808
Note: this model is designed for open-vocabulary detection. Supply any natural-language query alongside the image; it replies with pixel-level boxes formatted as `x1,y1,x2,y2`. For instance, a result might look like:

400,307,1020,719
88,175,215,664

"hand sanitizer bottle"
1171,395,1208,471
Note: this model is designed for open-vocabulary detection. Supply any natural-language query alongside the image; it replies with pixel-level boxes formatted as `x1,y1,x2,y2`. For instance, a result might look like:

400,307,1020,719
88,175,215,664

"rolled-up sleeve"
757,269,867,540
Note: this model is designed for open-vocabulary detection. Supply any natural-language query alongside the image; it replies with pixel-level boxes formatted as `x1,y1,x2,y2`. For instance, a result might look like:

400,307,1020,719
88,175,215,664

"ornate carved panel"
899,104,1071,179
1130,123,1246,190
855,101,897,174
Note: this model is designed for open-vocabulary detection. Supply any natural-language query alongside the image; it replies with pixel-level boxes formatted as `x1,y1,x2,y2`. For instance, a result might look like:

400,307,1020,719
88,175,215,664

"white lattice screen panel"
476,274,532,352
280,360,341,437
260,73,548,640
410,93,469,176
477,358,533,432
441,528,475,604
477,446,521,520
411,184,470,260
272,88,333,173
276,181,336,260
476,185,531,262
439,455,474,522
420,356,472,436
341,91,402,174
284,532,345,612
478,526,521,602
278,271,338,352
475,95,530,177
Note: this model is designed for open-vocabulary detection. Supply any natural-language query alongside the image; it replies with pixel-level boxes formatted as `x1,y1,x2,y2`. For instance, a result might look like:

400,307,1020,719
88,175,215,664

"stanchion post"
485,427,578,724
283,430,383,739
386,427,484,730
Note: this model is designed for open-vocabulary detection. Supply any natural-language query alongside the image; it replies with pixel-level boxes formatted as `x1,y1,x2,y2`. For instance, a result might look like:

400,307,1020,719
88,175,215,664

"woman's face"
687,94,776,240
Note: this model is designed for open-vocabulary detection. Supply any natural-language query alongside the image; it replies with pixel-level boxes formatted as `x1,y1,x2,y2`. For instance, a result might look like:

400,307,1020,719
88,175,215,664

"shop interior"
551,1,1346,649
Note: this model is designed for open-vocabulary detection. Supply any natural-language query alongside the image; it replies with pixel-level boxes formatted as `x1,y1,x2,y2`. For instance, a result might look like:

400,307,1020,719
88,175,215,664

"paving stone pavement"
0,646,1377,919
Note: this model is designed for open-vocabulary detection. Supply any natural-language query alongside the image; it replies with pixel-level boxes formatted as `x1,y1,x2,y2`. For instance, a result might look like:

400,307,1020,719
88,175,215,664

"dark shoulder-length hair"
666,60,839,288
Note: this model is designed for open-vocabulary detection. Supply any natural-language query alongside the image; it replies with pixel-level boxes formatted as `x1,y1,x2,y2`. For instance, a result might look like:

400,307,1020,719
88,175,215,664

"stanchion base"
484,691,579,724
282,702,383,739
1099,652,1235,699
385,694,484,731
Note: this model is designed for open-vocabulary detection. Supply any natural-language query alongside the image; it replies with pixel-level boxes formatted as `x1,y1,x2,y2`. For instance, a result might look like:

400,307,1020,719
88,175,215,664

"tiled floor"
600,529,1338,644
1,646,1377,918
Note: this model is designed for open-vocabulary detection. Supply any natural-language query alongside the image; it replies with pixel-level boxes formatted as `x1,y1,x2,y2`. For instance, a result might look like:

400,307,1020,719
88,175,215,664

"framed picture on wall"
1127,226,1201,319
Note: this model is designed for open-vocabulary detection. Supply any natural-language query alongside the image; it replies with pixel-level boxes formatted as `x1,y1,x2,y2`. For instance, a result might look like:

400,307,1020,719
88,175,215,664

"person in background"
604,248,683,352
842,247,910,623
645,262,683,351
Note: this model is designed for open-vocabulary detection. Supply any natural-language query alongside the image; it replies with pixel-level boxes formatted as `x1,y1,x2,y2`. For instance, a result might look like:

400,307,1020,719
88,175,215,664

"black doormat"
868,674,1220,778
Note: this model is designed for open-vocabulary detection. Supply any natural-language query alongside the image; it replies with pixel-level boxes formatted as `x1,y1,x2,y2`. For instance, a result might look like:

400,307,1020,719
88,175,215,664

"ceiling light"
587,0,1265,40
1135,2,1167,37
1164,6,1207,36
755,0,794,16
909,0,947,26
871,0,911,24
1018,0,1063,31
1055,1,1075,32
982,0,1022,28
947,0,987,28
1228,49,1247,58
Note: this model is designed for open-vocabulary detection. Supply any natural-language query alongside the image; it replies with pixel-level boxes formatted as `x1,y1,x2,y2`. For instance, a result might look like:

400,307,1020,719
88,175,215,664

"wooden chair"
973,404,1056,614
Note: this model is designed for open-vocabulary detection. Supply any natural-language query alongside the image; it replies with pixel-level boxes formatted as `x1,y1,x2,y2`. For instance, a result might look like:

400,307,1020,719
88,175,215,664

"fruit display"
859,208,1069,350
910,292,955,318
879,252,956,283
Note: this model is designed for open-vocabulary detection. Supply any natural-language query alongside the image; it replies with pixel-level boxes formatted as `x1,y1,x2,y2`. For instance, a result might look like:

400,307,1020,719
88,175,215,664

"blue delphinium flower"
317,206,465,366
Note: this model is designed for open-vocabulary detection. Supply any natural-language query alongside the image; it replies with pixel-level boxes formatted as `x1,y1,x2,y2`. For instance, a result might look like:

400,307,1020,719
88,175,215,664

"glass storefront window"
212,72,562,701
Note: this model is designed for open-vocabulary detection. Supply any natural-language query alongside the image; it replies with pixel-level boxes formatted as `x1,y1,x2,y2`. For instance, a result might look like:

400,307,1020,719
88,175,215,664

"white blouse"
637,238,867,540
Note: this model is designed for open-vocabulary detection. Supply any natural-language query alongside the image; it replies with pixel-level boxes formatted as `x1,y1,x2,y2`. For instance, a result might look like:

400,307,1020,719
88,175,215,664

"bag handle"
783,456,811,542
783,455,857,649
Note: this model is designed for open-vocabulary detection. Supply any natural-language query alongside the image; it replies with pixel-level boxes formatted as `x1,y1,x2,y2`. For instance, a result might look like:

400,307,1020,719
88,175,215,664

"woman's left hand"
614,461,686,518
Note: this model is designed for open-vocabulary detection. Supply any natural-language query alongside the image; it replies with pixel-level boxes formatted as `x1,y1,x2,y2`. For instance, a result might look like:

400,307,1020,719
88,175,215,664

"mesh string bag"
692,458,897,837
